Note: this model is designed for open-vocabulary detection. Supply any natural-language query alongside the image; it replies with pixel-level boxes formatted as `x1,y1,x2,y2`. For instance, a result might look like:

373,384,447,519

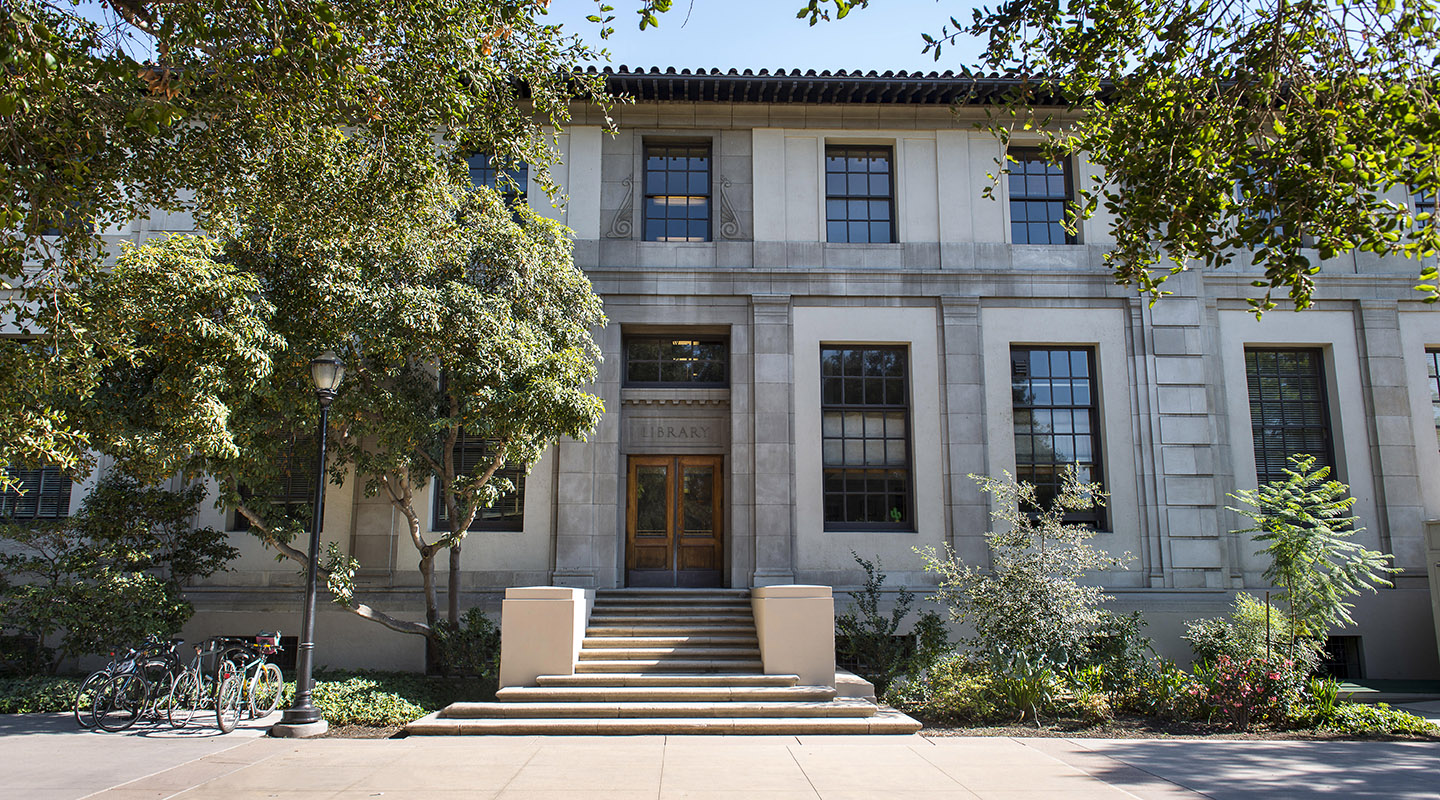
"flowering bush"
1191,654,1298,729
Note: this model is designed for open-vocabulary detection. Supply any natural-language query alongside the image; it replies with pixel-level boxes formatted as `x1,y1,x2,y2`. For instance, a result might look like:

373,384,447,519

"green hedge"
0,670,494,726
0,676,81,713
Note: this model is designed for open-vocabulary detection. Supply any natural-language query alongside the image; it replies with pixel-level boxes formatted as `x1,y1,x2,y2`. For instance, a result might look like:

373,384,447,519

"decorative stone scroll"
604,176,634,238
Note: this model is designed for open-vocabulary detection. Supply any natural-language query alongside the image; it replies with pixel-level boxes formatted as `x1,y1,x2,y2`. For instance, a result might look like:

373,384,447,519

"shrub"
309,677,428,727
1185,593,1324,677
1190,654,1298,729
919,467,1129,669
433,608,501,678
1126,660,1202,720
885,653,1002,724
1293,702,1438,736
835,552,949,695
0,675,81,713
992,647,1062,725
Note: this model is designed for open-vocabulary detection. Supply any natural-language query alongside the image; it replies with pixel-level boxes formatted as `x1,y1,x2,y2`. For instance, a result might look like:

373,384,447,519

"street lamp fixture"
270,350,345,738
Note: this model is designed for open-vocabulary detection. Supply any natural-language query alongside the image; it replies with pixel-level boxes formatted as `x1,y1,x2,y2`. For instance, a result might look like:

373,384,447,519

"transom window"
644,143,711,242
0,466,72,520
1426,349,1440,450
825,146,895,244
1245,348,1334,485
1009,148,1075,244
1010,347,1104,526
434,434,525,532
821,346,911,530
624,337,728,387
466,153,528,204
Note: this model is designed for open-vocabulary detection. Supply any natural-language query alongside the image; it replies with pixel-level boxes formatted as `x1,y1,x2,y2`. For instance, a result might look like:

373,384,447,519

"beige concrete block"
752,588,836,687
499,588,594,688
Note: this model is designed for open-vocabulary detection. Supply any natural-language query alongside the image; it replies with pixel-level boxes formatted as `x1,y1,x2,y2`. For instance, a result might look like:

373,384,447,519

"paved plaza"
2,713,1438,800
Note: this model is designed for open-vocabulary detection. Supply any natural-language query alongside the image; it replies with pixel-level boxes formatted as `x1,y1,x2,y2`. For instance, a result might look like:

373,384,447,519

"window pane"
821,346,910,528
1246,348,1333,484
1010,346,1102,526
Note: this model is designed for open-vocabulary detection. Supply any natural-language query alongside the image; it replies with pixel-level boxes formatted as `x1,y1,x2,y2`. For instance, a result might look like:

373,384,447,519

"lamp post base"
268,719,329,738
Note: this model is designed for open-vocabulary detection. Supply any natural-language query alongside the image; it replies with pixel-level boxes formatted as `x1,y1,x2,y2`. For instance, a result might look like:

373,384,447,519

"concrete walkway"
3,714,1439,800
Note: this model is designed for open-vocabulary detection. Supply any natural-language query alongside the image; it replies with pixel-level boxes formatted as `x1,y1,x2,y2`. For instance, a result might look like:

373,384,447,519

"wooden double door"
625,455,724,588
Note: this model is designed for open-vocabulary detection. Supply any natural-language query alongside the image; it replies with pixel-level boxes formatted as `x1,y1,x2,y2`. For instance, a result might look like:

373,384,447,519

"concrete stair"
406,588,922,736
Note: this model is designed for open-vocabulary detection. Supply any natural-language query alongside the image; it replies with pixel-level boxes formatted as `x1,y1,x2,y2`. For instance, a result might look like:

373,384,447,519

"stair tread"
583,636,758,646
575,660,765,673
496,685,834,702
406,709,922,736
535,673,799,687
440,699,876,718
579,647,761,657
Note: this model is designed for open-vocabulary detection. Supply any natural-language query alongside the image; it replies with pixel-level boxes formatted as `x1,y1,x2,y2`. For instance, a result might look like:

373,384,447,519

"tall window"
821,346,910,530
1245,348,1334,485
825,146,895,244
233,441,315,531
624,337,728,387
644,143,711,242
0,466,72,520
466,153,528,204
434,433,525,532
1010,347,1104,526
1426,349,1440,450
1009,148,1075,244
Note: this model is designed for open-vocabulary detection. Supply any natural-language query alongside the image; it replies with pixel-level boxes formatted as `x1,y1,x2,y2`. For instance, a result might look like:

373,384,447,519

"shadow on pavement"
0,711,278,739
1077,739,1440,800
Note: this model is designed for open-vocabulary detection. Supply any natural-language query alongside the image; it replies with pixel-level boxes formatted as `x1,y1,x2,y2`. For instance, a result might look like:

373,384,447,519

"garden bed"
915,714,1440,741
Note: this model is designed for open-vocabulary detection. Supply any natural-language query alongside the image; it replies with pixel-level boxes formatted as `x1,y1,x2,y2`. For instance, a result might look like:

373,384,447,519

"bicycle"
90,639,186,732
74,645,139,729
168,633,282,733
218,632,285,720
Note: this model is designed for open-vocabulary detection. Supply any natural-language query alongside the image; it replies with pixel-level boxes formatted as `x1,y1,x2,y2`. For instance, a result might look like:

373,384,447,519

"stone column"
750,294,796,586
938,296,989,563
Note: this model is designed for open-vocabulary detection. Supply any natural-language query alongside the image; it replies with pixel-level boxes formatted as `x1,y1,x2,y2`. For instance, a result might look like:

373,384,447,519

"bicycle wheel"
216,674,242,733
94,674,147,732
73,670,108,729
148,669,177,723
249,663,283,718
167,670,200,729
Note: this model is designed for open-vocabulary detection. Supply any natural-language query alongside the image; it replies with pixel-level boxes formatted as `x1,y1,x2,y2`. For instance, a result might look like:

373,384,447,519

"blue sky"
544,0,984,74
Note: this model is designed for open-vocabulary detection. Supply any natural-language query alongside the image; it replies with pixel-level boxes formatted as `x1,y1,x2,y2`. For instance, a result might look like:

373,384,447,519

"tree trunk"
419,549,438,629
448,541,462,626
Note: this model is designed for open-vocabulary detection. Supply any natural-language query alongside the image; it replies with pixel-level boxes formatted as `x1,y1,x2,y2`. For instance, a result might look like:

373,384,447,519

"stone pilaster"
750,293,796,586
938,296,989,564
551,323,623,588
1148,291,1226,589
1357,299,1424,563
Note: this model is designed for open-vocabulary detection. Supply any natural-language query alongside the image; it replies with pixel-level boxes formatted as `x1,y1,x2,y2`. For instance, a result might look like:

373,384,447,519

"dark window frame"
824,145,897,244
623,336,730,388
232,439,316,532
1008,147,1077,245
466,153,528,205
432,433,526,533
820,345,913,532
0,466,73,521
1414,187,1436,228
1010,346,1106,528
643,142,712,243
1427,348,1440,451
1244,347,1336,486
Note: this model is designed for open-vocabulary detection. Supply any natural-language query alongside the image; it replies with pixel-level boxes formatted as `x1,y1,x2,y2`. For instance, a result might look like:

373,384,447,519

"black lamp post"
270,350,345,738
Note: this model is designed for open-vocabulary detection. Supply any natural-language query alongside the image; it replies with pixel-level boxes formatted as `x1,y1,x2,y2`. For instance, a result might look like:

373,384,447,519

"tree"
793,0,1440,313
0,474,237,673
0,0,613,481
72,130,606,641
1229,454,1399,644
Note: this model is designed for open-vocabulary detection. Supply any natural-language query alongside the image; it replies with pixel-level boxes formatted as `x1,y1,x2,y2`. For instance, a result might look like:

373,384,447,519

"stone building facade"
24,68,1440,678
